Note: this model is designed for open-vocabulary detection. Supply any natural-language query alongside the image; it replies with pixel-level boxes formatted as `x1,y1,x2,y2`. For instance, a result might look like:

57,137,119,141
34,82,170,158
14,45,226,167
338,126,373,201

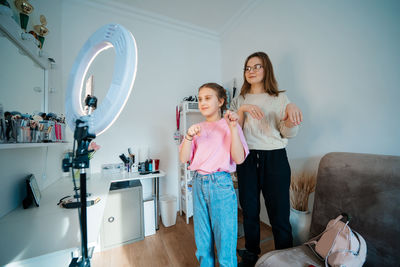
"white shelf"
178,101,201,224
180,101,200,113
0,142,69,150
0,13,50,69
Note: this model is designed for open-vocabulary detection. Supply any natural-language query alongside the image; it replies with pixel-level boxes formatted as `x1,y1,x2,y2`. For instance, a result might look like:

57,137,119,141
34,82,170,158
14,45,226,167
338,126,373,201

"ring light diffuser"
65,24,138,135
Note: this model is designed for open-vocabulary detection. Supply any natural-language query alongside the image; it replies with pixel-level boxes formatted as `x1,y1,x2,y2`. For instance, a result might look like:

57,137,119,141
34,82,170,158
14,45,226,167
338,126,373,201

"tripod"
63,95,97,267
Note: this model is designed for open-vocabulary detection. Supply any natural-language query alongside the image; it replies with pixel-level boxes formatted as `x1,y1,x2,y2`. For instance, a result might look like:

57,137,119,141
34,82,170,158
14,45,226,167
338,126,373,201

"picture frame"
28,174,41,207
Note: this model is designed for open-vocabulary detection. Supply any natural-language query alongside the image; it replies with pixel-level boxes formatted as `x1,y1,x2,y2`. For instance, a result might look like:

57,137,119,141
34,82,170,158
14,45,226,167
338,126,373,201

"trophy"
14,0,33,32
34,15,48,49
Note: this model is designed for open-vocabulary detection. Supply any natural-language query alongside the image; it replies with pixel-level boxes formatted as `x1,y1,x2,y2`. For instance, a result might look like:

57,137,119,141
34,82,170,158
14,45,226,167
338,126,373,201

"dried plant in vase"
290,171,317,211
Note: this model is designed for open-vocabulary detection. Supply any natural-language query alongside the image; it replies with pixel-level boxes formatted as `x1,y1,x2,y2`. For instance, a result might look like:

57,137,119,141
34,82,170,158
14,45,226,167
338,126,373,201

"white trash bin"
159,195,177,227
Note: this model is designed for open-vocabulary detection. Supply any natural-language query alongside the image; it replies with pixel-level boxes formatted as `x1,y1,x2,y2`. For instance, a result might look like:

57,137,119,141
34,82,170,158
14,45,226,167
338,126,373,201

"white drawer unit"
177,101,202,224
100,180,144,250
179,163,195,224
143,198,155,236
181,188,193,218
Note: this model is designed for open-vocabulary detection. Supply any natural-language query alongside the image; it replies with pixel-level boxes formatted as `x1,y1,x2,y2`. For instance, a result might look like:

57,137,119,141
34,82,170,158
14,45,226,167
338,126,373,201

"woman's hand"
283,117,297,128
240,104,264,120
187,124,201,139
283,103,303,126
224,110,239,128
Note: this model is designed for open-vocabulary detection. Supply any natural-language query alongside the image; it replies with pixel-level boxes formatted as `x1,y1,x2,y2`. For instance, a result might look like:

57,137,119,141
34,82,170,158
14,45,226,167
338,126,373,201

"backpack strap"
305,214,344,245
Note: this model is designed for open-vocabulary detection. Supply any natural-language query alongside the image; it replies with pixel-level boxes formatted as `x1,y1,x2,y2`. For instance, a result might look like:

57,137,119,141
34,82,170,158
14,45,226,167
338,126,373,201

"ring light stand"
63,24,137,267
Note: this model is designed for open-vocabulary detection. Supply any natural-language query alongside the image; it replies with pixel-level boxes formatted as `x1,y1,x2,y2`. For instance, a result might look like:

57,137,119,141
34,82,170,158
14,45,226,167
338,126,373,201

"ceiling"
107,0,256,34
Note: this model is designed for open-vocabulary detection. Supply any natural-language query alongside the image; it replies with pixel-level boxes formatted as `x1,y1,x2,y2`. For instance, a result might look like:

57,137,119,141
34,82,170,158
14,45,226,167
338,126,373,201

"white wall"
61,0,221,203
221,0,400,224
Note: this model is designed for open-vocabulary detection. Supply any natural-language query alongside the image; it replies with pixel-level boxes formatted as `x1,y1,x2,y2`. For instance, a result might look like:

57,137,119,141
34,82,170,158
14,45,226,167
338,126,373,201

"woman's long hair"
240,51,285,97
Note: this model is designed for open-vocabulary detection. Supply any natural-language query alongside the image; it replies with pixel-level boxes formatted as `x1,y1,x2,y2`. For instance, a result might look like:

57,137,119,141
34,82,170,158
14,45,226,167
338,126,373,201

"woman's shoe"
237,249,258,267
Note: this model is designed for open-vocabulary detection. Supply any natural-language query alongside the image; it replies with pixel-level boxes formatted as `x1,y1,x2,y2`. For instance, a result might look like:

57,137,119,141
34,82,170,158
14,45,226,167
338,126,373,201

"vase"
289,207,312,246
37,35,45,49
19,13,29,31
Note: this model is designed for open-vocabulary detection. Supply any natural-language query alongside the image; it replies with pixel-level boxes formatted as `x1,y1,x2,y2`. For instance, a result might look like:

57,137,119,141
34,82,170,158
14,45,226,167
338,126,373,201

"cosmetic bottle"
139,162,145,172
132,163,138,173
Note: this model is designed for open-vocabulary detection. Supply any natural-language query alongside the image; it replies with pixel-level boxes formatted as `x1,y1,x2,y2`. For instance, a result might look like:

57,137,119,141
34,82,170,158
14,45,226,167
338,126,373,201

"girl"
179,82,249,267
230,52,303,267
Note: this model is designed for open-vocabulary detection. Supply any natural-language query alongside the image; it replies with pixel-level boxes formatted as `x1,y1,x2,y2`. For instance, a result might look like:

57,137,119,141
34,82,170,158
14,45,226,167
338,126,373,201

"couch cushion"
256,231,367,267
255,245,322,267
310,152,400,266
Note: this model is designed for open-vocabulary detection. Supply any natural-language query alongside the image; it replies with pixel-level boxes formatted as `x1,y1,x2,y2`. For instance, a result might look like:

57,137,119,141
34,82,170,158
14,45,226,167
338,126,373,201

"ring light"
63,24,138,266
65,24,138,135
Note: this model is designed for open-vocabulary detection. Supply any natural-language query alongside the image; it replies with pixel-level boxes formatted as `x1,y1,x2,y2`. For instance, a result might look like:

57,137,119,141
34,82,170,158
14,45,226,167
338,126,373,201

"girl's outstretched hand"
224,110,239,128
187,124,201,138
283,103,303,126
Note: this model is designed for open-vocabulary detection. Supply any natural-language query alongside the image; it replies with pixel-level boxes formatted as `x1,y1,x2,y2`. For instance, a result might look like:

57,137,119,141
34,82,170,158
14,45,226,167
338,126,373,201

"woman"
230,52,303,267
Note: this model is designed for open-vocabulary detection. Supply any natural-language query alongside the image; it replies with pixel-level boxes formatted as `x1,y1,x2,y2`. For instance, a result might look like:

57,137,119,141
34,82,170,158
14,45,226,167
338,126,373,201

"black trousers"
237,148,293,254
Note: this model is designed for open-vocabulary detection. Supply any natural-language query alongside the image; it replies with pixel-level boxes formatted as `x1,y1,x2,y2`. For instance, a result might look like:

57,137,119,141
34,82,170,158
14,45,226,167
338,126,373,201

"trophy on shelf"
33,15,48,49
14,0,34,32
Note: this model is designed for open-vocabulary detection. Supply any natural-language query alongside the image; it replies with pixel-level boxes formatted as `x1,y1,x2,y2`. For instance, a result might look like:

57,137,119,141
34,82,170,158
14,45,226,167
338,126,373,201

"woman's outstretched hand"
224,110,239,127
241,104,264,120
283,103,303,127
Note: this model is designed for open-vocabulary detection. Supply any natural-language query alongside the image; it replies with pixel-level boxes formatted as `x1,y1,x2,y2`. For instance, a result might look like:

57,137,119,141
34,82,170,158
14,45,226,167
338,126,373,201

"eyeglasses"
244,64,263,73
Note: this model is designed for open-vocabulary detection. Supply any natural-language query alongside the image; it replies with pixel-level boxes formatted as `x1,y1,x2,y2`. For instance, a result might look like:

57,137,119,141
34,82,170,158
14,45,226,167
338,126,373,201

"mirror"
82,48,115,110
0,30,45,114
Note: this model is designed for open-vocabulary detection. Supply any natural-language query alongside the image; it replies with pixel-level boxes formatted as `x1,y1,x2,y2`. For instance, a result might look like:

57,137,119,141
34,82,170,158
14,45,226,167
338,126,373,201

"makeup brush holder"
39,120,55,142
4,118,17,143
55,122,66,142
16,126,31,143
30,128,40,142
13,121,53,143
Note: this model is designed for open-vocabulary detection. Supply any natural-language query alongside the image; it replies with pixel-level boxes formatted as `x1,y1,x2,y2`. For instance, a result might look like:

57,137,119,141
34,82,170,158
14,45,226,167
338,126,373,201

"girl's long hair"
198,82,227,115
240,51,285,97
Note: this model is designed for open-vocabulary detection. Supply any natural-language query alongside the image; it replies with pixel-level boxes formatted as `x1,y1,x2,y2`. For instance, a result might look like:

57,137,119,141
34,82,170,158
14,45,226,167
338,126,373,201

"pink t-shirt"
180,118,249,174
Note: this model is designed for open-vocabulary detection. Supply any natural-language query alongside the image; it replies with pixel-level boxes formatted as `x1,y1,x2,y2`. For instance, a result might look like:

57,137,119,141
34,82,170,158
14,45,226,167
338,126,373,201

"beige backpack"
306,213,367,267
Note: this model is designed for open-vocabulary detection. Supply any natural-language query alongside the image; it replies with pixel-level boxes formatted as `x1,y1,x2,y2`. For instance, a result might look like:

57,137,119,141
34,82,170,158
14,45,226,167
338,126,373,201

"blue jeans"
193,171,238,267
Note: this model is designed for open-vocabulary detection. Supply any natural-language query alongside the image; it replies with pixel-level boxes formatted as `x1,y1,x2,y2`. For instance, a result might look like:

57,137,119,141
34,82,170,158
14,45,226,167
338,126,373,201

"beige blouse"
230,92,298,150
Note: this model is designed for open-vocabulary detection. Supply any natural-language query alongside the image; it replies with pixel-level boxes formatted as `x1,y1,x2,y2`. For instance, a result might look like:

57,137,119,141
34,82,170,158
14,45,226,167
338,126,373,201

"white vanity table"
0,171,166,266
108,170,166,231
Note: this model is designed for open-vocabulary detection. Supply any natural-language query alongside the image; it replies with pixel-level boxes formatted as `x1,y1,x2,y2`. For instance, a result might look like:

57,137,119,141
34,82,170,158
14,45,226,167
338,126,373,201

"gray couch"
256,152,400,267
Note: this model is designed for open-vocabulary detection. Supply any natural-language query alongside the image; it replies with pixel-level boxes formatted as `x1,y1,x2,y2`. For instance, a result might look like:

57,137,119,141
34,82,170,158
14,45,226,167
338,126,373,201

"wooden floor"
92,212,274,267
